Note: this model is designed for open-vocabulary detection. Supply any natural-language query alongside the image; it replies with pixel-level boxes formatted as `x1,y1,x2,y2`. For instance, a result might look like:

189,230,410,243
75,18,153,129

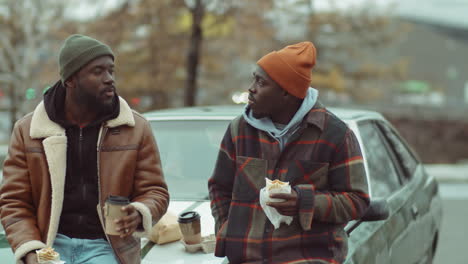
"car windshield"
150,119,231,200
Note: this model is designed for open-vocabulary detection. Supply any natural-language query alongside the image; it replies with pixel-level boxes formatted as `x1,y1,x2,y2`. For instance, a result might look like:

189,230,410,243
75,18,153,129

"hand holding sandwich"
267,188,299,216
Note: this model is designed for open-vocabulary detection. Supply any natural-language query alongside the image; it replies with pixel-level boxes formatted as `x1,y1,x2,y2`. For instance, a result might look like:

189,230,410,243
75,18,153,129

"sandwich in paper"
266,178,290,202
260,178,293,229
36,247,65,264
267,179,289,189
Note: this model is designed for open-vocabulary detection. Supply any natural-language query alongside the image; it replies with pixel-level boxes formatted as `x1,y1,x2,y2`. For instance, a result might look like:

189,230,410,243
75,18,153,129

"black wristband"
293,185,302,208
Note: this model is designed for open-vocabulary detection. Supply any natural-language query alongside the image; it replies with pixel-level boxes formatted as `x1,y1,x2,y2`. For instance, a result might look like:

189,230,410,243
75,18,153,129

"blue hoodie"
243,87,319,151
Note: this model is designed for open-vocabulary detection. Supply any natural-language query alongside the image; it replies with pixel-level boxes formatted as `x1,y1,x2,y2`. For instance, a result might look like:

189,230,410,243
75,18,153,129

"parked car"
0,105,442,264
141,105,442,264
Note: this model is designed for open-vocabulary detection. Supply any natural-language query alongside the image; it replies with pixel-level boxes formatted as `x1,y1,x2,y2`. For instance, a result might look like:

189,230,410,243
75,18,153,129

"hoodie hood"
243,87,318,150
43,80,119,128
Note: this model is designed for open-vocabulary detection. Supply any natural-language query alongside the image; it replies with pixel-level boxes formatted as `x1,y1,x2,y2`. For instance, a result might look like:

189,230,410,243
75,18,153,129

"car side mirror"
361,199,389,221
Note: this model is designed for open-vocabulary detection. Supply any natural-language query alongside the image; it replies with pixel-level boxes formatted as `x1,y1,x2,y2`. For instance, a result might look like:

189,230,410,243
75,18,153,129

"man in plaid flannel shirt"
208,42,370,264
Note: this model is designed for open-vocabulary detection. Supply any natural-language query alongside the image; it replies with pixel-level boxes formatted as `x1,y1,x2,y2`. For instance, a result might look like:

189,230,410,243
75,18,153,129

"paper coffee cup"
104,195,130,236
178,211,201,245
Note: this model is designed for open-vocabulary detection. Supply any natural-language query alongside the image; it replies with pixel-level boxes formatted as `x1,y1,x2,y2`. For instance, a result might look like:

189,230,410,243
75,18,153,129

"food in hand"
267,179,289,191
36,247,60,262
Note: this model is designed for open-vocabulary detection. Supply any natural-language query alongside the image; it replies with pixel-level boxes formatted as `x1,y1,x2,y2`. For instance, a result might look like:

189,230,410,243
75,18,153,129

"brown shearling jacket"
0,97,169,264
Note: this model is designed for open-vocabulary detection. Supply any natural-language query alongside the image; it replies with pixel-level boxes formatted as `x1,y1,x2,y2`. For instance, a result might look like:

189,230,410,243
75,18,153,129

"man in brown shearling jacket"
0,35,169,264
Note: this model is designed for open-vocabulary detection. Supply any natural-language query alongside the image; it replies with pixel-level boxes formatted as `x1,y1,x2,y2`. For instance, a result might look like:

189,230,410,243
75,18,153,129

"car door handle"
411,204,419,219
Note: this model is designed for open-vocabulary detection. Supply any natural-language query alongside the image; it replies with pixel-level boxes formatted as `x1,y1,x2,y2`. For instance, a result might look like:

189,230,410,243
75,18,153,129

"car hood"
142,200,224,264
141,201,359,264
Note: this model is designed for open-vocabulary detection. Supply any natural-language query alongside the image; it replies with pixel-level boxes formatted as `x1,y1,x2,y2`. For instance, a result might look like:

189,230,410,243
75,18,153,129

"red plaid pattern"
209,103,369,264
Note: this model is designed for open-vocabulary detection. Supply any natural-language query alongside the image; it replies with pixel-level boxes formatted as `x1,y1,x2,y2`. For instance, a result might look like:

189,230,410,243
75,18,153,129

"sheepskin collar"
30,97,135,139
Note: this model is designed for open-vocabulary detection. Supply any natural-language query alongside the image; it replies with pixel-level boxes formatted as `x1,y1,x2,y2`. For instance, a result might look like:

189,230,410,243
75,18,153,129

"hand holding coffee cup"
178,211,202,245
115,204,143,238
104,195,130,236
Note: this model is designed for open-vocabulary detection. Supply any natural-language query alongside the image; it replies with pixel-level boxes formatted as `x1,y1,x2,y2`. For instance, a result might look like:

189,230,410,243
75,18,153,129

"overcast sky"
313,0,468,29
396,0,468,28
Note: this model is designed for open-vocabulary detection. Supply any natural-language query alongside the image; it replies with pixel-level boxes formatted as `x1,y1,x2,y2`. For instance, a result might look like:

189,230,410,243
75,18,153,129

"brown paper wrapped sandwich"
150,211,183,245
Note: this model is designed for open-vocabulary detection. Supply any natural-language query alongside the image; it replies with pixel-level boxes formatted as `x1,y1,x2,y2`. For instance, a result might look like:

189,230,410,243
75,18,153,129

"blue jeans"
53,233,118,264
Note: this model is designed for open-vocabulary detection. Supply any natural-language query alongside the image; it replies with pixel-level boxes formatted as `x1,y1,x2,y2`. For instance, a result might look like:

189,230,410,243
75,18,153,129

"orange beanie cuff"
257,41,316,99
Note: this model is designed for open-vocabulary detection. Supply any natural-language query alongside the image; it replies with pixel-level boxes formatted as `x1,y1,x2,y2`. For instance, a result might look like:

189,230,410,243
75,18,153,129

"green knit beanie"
59,34,114,83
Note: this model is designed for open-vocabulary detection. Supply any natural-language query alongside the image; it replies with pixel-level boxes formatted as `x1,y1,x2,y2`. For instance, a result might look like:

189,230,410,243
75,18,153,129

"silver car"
141,105,442,264
0,105,442,263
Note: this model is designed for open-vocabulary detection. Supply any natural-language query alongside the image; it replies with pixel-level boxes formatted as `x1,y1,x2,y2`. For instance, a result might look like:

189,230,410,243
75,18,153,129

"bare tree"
182,0,276,106
182,0,236,107
0,0,65,131
184,0,205,106
85,0,275,109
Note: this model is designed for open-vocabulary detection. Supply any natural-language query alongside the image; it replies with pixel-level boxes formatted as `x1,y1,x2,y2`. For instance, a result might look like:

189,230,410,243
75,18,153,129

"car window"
358,122,401,198
150,119,230,200
377,122,419,180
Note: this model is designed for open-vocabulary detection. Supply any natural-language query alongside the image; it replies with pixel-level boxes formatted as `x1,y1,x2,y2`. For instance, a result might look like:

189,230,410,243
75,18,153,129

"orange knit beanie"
257,41,316,99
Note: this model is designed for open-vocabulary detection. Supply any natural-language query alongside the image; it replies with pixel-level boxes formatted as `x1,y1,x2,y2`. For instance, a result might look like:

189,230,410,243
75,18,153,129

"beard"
74,79,114,114
249,104,268,119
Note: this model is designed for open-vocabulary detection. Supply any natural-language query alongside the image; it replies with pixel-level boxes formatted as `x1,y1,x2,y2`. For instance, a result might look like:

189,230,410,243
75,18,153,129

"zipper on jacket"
79,127,86,226
79,127,84,169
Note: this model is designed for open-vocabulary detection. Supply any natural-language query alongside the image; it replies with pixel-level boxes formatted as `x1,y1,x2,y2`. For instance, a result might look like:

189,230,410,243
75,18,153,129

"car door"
344,120,402,264
376,121,437,264
355,121,412,263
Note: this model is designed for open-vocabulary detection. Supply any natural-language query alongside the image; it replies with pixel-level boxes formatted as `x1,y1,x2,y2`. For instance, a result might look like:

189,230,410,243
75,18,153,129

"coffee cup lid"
106,195,130,205
178,211,200,223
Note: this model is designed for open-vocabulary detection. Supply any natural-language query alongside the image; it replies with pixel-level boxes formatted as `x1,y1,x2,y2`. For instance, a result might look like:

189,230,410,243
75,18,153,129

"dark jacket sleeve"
296,128,370,230
208,123,237,234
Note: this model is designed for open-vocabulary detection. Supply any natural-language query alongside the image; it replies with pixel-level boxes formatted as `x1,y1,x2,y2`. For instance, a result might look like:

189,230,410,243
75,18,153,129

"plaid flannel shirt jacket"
208,103,370,264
